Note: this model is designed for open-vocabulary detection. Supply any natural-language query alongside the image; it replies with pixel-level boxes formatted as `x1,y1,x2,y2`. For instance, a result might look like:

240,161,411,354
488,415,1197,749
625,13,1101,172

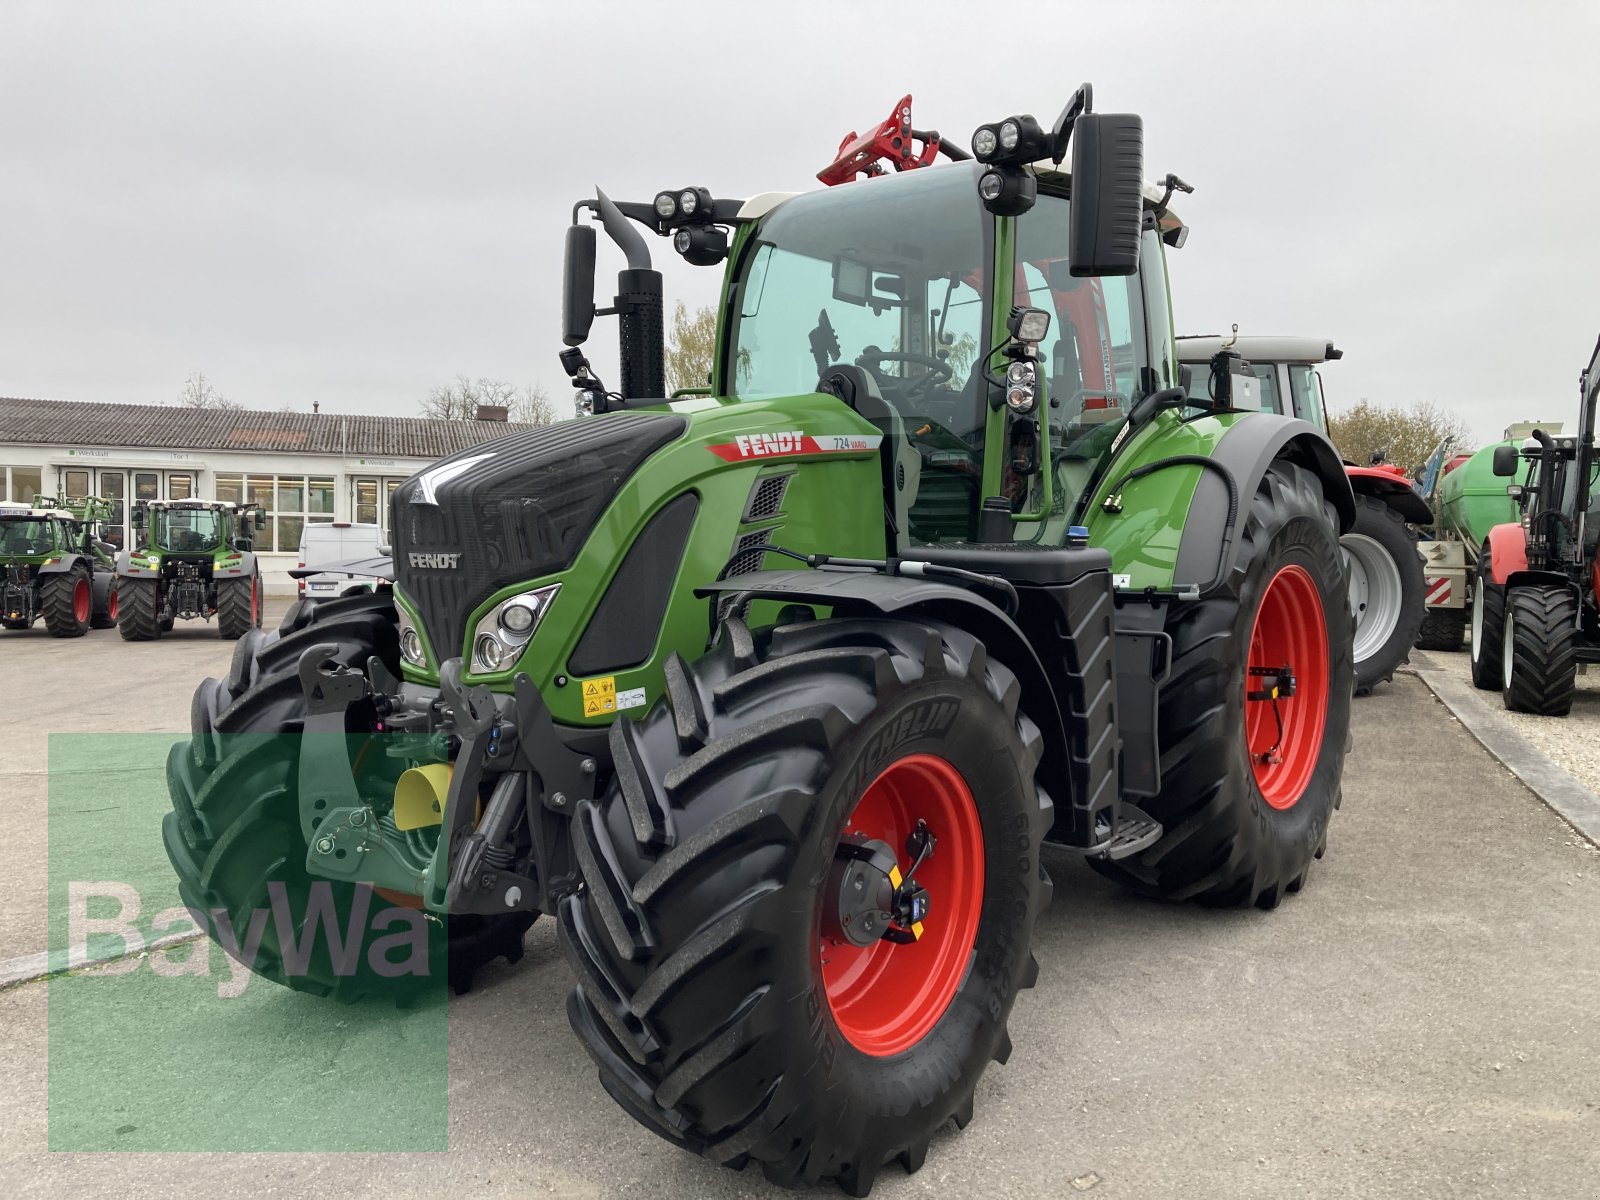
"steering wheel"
855,349,954,403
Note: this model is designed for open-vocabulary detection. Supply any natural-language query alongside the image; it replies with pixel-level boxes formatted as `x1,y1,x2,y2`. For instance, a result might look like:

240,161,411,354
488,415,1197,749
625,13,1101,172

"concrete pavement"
2,628,1598,1197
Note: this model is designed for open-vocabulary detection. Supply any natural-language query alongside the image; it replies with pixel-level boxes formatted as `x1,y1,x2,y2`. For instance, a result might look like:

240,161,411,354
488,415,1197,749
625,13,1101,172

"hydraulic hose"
1102,455,1240,597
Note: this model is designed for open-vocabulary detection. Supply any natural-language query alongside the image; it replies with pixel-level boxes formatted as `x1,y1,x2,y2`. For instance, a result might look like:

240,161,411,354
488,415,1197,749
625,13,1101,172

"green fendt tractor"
164,89,1355,1193
0,495,119,636
117,499,266,640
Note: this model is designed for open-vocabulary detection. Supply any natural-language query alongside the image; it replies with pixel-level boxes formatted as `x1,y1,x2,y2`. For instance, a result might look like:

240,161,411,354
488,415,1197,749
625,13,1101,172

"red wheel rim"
819,754,984,1056
107,587,119,621
1246,564,1330,810
73,578,90,623
250,577,259,623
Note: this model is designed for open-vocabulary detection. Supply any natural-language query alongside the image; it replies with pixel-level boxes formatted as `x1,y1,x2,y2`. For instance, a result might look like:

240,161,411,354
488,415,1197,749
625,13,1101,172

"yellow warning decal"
581,675,617,718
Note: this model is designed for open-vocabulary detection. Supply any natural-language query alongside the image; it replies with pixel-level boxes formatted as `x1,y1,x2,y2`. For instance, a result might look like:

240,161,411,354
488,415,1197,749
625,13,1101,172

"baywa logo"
408,551,461,569
67,880,432,998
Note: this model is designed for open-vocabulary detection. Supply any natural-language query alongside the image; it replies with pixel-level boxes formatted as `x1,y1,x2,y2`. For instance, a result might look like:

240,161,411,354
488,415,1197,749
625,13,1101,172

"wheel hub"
823,825,935,948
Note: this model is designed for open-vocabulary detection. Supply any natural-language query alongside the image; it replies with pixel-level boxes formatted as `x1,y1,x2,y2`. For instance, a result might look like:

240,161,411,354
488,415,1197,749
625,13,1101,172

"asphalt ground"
3,621,1599,1198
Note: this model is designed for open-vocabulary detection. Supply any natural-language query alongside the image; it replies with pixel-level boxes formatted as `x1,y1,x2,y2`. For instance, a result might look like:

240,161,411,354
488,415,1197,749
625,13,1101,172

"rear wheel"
1415,606,1466,651
118,578,162,640
1091,460,1353,908
41,567,91,638
561,616,1050,1195
164,590,533,1000
1500,585,1577,716
216,572,261,639
1470,549,1506,690
1343,495,1424,695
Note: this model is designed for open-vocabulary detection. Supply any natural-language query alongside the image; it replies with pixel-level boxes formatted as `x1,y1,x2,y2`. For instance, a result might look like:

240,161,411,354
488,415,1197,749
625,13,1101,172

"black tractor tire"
1415,606,1466,651
164,589,533,1000
1091,460,1353,908
1470,549,1506,690
40,566,92,638
89,577,119,629
118,577,163,641
560,616,1051,1195
1500,585,1578,717
1343,495,1424,695
216,573,262,639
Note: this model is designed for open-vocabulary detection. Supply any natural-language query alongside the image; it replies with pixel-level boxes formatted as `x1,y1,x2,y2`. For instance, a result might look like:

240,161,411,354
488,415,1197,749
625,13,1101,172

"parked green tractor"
0,495,119,636
117,499,266,640
164,89,1355,1193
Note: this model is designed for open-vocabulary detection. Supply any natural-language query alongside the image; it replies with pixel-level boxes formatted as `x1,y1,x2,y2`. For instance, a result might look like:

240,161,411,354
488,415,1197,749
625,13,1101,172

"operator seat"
817,364,922,536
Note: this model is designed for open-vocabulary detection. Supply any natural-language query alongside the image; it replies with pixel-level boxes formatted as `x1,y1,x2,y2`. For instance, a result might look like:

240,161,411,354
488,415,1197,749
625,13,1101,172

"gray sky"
3,0,1597,443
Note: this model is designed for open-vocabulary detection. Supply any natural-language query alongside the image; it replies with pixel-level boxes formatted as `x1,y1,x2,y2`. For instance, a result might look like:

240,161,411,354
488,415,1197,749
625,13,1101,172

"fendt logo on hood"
407,552,461,570
733,431,806,457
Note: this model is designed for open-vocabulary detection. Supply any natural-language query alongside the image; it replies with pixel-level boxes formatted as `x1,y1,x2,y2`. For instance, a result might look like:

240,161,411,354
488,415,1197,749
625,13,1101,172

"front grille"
391,412,686,662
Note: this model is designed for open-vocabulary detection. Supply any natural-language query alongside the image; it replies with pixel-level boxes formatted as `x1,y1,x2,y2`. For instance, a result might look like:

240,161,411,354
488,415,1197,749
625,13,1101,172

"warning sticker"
615,687,646,713
580,676,617,718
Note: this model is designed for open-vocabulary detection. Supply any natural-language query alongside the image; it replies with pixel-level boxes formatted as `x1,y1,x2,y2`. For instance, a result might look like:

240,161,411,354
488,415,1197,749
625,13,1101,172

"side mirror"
1069,113,1144,277
1491,445,1519,477
1207,351,1260,411
562,224,597,347
254,511,266,530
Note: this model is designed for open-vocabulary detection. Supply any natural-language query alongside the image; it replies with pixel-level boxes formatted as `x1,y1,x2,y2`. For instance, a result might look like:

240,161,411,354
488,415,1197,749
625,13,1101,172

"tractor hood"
390,412,687,663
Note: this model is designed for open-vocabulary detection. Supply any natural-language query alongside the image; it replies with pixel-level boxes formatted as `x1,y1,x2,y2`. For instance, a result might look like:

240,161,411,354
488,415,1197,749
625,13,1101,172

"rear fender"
213,551,258,579
1172,417,1356,592
1484,524,1527,584
37,553,88,576
1344,467,1432,524
1505,569,1577,598
116,550,161,579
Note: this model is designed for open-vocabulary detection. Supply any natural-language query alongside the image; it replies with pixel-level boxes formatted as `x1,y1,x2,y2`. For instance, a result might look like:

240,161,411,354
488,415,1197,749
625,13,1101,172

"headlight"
1005,361,1038,413
653,192,677,220
469,583,560,674
678,189,698,216
978,171,1004,202
972,126,998,160
396,604,430,668
999,120,1020,151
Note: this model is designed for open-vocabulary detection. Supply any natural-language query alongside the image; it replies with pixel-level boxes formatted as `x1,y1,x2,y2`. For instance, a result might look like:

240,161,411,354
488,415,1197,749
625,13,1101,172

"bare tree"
420,375,520,420
1328,398,1471,477
177,371,241,411
512,382,559,426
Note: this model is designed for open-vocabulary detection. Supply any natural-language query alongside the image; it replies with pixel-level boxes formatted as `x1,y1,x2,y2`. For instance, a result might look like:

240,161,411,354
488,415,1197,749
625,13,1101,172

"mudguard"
1344,466,1432,524
116,550,161,578
1174,417,1355,591
37,552,88,576
697,567,1076,832
1484,523,1527,584
213,550,258,579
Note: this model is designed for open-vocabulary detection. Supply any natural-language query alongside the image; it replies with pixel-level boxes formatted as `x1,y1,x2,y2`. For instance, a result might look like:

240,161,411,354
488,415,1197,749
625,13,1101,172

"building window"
63,468,90,498
5,466,43,503
215,473,337,553
168,473,194,500
352,475,407,532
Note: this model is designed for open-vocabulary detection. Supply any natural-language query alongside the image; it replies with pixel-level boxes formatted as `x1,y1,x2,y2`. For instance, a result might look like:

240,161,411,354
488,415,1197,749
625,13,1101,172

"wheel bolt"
315,837,334,854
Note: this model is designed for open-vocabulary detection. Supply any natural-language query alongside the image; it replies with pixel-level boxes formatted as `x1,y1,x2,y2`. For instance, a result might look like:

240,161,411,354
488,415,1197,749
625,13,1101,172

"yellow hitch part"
393,763,451,831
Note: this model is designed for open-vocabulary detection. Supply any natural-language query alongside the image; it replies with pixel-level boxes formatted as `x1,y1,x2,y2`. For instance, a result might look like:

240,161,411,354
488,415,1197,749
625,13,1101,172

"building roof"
0,396,541,460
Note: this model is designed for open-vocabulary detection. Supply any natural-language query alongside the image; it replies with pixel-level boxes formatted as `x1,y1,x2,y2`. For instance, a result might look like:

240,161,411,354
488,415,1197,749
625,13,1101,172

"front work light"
972,126,999,161
1007,306,1052,344
977,167,1037,217
653,192,677,220
673,223,729,266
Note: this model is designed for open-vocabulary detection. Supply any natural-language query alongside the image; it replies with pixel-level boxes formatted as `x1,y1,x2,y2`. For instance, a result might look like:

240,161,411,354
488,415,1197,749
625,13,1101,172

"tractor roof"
737,163,1187,238
144,499,239,510
0,503,71,519
1176,335,1340,364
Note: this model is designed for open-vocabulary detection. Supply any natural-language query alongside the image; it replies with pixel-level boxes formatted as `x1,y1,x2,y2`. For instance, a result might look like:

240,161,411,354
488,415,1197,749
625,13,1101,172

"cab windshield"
153,508,225,553
0,519,53,556
728,165,992,444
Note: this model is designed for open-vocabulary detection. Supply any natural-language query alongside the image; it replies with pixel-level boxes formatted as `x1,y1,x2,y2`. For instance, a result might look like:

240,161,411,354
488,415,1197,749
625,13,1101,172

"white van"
297,522,386,599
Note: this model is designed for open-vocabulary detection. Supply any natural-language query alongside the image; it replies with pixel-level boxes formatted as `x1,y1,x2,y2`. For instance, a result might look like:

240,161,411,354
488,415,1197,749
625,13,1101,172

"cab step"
1060,802,1163,861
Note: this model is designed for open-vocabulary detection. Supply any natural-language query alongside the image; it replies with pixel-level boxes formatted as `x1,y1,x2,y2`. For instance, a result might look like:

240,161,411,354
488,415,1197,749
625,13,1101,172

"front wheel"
561,616,1051,1195
1415,606,1466,651
1091,460,1354,908
1343,494,1424,695
41,567,92,638
1501,585,1577,716
1470,550,1507,690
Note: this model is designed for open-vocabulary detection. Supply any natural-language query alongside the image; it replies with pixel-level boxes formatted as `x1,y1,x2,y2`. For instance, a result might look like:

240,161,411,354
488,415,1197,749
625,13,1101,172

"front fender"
1345,466,1432,524
38,553,87,576
1484,523,1527,584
